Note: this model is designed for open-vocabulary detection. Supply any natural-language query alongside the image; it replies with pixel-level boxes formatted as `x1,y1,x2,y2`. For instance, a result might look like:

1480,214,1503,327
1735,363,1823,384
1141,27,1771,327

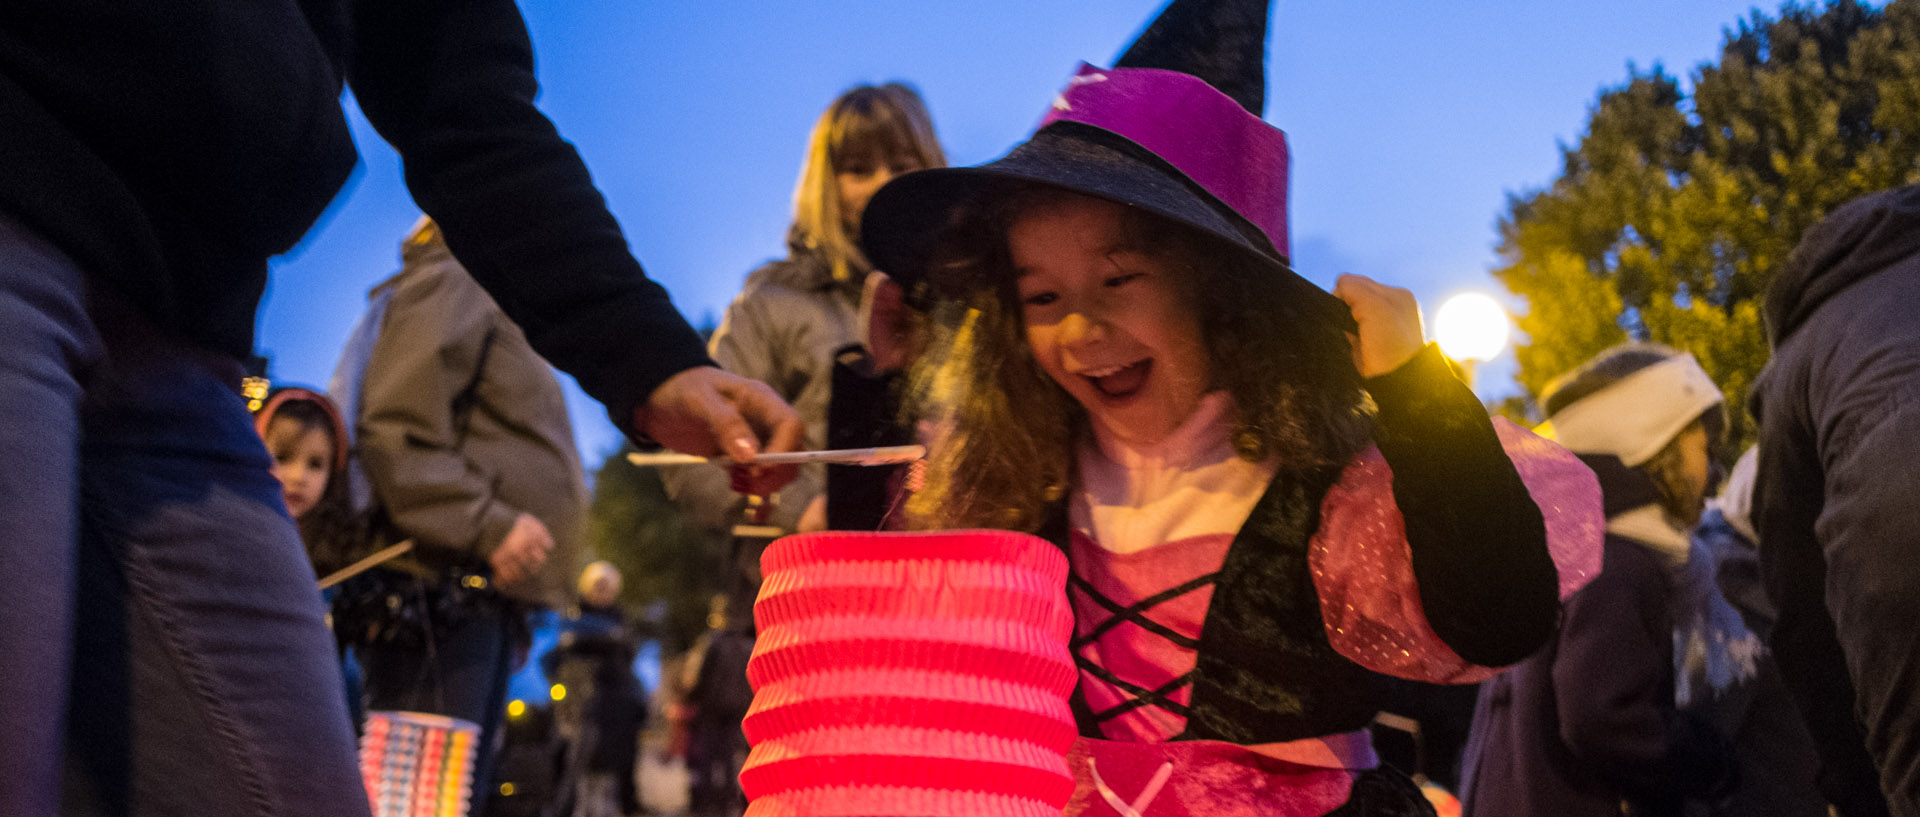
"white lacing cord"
1088,758,1174,817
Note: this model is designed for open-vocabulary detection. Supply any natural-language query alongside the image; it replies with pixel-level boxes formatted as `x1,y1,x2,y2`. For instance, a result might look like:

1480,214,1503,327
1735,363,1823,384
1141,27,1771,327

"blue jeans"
0,216,368,817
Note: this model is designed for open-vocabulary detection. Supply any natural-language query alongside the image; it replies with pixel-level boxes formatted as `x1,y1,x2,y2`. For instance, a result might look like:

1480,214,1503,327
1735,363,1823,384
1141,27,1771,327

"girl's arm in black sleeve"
1365,344,1558,667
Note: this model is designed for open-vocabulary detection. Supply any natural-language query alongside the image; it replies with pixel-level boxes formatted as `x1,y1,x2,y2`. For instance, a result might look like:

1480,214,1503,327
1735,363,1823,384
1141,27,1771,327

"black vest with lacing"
1041,458,1392,744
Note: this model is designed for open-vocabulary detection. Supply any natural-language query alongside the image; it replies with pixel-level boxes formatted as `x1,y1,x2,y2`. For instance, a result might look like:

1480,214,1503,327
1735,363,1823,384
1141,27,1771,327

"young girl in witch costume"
848,0,1603,813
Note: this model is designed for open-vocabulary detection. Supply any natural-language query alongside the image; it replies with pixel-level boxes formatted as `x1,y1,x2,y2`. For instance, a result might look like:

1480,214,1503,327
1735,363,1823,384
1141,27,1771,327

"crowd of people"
6,0,1920,816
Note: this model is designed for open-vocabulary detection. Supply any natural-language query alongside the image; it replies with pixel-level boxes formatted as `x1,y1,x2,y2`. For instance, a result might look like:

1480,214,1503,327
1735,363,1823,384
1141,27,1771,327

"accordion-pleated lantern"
740,530,1079,817
358,710,479,817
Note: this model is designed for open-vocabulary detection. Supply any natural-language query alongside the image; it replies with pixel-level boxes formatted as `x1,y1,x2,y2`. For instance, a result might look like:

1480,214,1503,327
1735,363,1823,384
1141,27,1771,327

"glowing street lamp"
1434,292,1511,387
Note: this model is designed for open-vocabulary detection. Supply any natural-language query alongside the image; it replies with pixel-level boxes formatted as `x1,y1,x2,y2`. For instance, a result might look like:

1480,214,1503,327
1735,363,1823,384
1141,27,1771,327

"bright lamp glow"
1435,293,1511,362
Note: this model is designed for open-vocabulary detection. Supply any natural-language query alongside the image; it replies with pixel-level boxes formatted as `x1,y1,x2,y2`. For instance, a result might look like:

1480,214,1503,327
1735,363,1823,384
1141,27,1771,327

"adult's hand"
1333,274,1426,378
490,513,554,588
634,366,804,495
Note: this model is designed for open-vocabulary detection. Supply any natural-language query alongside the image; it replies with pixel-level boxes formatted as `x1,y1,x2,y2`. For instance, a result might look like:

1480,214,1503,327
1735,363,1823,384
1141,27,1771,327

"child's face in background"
1010,194,1212,447
264,416,332,519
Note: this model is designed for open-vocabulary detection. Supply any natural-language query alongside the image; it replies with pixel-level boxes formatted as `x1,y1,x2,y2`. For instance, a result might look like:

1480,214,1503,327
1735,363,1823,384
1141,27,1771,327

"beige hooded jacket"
353,223,588,608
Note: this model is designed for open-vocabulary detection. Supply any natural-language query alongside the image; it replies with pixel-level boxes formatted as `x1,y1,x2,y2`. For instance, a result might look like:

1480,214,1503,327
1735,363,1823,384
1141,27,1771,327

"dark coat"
1753,182,1920,817
0,0,709,428
1460,457,1732,817
1679,510,1826,817
544,605,646,773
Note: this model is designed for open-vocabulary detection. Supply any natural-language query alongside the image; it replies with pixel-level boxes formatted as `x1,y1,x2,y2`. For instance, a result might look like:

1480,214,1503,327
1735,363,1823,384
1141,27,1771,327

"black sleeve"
1365,344,1558,667
347,0,712,439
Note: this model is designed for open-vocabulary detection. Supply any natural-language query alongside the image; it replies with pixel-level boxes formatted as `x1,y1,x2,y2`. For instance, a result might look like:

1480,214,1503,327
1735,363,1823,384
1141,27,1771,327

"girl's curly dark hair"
901,186,1373,532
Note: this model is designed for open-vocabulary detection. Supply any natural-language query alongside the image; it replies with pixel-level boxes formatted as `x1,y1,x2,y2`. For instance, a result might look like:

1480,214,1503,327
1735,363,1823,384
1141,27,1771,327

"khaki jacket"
355,240,587,608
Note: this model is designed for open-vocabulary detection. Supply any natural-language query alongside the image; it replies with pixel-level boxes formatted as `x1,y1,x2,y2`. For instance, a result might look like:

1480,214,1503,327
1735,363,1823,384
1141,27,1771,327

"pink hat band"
1041,63,1291,257
739,530,1079,817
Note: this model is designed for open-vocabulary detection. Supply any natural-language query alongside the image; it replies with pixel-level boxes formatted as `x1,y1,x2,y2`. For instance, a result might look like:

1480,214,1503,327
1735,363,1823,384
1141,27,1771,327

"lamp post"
1433,292,1511,388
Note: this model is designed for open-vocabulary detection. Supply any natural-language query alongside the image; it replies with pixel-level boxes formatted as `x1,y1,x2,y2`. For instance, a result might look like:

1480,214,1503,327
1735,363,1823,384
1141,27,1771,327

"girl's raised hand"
1332,274,1426,378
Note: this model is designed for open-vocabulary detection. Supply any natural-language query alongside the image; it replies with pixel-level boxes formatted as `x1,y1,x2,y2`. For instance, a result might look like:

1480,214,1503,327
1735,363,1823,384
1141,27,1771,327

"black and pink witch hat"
859,0,1353,331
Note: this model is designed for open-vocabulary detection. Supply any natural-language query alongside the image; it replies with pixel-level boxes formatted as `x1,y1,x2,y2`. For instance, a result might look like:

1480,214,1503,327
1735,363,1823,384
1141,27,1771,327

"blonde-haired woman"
663,82,944,538
791,83,945,288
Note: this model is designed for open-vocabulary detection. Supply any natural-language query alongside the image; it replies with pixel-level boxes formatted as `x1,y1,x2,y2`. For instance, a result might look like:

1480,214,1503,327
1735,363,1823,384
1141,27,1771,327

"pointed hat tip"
1114,0,1271,116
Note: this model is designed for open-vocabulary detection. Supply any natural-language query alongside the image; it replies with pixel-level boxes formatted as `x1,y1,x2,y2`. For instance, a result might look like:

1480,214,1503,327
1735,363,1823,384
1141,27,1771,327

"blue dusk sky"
259,0,1771,464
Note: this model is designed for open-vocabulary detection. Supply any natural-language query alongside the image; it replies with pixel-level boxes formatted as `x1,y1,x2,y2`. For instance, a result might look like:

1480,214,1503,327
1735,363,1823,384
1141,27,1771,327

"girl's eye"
1022,291,1058,307
1105,271,1144,288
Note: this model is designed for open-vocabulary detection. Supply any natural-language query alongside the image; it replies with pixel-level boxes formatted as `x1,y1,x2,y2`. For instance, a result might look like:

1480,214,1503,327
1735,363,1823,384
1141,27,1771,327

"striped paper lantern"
740,530,1079,817
358,711,479,817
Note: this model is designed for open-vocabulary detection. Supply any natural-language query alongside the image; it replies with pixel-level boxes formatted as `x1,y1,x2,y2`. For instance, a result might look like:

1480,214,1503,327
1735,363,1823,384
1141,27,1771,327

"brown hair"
791,83,946,285
257,390,365,575
902,187,1372,532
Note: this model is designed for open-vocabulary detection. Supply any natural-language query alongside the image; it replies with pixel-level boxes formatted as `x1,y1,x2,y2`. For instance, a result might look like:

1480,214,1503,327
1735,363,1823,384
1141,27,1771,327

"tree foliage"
585,446,729,654
1496,0,1920,455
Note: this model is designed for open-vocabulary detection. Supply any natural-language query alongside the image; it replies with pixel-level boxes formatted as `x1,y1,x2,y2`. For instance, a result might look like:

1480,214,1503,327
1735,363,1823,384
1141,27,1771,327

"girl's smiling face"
265,416,333,519
1010,193,1213,447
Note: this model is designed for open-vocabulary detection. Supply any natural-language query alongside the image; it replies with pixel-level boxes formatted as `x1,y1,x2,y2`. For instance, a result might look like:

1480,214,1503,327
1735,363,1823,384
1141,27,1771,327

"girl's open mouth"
1083,359,1151,399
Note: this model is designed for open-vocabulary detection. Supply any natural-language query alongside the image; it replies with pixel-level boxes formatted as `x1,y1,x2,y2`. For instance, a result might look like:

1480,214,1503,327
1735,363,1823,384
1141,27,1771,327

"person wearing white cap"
1461,343,1736,816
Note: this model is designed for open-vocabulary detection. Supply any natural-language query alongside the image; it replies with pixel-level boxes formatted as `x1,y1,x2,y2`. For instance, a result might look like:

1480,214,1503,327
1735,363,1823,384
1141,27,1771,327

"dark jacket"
1461,457,1732,817
1753,182,1920,817
544,604,645,773
1679,510,1826,817
0,0,709,430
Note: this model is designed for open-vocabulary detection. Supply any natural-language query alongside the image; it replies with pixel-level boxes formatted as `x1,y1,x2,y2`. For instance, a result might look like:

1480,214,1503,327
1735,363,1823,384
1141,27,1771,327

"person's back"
0,1,356,356
1465,529,1693,816
1755,182,1920,815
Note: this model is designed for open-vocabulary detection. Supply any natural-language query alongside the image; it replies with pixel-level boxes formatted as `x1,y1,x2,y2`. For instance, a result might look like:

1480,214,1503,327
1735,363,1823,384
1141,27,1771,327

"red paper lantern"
739,530,1079,817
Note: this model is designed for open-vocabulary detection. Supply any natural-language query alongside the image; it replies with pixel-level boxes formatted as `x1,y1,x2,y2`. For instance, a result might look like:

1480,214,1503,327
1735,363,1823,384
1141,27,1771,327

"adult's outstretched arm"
347,0,797,462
